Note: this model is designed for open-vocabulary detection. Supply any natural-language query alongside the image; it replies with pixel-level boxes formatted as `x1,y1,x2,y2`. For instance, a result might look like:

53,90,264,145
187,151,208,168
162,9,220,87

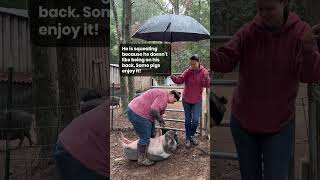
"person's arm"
171,69,189,84
298,24,320,82
202,69,210,88
150,109,164,123
210,25,246,73
150,96,167,126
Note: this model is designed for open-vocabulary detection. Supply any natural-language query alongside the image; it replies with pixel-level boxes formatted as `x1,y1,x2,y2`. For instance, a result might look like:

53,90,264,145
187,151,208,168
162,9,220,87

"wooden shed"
0,7,109,90
110,63,158,91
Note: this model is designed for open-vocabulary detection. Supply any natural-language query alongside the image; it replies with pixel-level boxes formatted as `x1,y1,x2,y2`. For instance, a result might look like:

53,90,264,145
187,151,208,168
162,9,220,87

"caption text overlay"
29,0,110,47
119,44,171,76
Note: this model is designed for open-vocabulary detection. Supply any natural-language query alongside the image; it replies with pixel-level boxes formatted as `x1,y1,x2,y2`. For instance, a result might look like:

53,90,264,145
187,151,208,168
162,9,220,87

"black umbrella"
132,14,210,42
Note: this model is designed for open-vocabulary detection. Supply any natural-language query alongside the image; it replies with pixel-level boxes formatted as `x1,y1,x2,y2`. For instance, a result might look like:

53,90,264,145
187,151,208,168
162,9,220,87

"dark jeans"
230,115,294,180
53,141,109,180
182,99,202,140
127,108,155,145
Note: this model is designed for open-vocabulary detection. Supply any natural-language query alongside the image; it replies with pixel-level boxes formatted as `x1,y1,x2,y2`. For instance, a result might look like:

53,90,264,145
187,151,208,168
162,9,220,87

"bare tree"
56,47,80,127
111,0,122,44
31,46,59,169
123,0,135,103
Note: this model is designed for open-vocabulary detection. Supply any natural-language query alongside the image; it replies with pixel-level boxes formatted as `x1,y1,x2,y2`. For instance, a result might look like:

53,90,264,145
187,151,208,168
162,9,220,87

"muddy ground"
0,140,56,180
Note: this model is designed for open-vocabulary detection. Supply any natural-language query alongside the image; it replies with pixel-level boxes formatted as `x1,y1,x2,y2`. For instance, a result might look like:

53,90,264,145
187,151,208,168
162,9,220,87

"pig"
159,128,179,145
110,96,121,107
0,110,34,148
120,129,178,161
210,93,228,127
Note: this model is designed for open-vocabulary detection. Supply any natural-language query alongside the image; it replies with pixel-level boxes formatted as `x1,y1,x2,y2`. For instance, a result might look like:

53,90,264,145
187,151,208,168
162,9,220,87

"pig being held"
120,129,178,161
0,110,34,148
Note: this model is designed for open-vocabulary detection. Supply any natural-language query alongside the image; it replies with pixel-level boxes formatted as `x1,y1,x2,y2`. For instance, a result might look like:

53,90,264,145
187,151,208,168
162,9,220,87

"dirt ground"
110,97,210,180
0,140,56,180
210,72,310,180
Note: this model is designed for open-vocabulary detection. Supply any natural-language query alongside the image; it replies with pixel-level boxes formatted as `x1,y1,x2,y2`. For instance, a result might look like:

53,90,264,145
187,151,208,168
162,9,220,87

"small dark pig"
110,96,121,107
210,93,228,127
0,110,34,148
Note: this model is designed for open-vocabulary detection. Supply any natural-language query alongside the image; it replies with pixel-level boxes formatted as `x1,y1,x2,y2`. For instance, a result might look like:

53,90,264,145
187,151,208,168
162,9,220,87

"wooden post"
206,88,210,138
5,67,13,180
111,83,114,131
306,0,320,178
307,85,320,180
300,158,310,180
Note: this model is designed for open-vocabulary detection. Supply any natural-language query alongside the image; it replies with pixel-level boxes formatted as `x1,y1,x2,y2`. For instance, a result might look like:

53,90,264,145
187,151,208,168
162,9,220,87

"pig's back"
122,136,171,161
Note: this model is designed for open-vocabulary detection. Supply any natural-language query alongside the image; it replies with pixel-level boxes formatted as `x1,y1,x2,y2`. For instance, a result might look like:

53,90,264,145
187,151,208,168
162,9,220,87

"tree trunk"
168,0,179,14
56,47,80,128
123,0,135,101
120,0,135,111
111,0,122,44
31,46,59,169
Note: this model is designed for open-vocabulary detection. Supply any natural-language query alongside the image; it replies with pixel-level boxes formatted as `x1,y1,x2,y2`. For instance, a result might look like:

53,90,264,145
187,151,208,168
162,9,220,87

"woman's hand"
302,24,320,52
204,70,210,79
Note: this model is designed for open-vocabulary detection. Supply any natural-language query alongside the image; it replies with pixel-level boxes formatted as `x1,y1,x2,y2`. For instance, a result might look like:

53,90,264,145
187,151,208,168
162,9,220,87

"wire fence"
0,105,83,180
0,67,111,180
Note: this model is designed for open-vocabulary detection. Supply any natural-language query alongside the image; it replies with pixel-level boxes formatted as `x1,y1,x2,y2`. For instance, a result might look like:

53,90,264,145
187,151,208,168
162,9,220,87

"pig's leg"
155,128,162,137
122,137,133,144
120,132,133,144
150,122,156,138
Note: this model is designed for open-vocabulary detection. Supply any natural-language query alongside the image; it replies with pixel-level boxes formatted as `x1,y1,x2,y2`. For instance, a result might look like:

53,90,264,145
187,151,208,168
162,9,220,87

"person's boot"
185,139,191,149
137,144,155,166
191,136,199,146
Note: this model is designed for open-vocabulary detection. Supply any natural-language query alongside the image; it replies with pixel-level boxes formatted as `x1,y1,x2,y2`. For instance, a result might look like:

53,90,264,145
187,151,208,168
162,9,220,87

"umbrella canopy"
132,14,210,42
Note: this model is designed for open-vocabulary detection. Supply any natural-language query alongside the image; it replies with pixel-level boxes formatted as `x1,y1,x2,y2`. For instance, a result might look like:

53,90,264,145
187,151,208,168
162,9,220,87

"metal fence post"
111,83,114,130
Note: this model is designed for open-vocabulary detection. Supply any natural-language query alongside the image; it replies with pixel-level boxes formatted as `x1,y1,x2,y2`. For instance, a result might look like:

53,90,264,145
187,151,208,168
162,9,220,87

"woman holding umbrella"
171,54,210,149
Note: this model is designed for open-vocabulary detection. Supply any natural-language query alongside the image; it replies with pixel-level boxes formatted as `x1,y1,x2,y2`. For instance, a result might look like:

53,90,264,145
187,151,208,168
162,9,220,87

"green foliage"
111,0,210,74
171,0,210,73
131,0,168,23
171,41,210,73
